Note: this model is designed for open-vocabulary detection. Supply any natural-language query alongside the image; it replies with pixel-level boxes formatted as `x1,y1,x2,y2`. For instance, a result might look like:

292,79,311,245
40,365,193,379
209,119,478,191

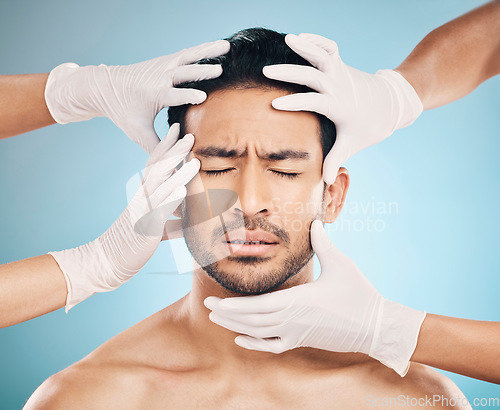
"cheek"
183,171,221,225
271,180,325,230
184,175,241,230
185,173,206,203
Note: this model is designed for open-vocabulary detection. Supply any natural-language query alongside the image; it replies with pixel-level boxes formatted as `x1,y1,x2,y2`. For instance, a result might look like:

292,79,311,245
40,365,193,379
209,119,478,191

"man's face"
181,87,327,295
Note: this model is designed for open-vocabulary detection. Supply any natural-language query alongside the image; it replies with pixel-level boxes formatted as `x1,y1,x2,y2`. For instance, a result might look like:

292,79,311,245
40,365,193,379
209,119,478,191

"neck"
173,259,369,372
180,259,338,369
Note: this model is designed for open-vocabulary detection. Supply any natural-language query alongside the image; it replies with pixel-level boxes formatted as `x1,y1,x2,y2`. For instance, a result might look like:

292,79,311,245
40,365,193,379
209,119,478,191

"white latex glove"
205,220,426,377
45,39,230,154
262,33,423,184
49,123,199,311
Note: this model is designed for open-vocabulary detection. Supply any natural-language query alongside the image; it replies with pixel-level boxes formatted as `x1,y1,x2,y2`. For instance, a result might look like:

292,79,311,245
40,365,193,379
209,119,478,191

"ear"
323,167,350,223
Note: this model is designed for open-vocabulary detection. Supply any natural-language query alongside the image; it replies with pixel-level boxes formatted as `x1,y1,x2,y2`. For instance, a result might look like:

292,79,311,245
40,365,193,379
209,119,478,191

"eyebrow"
194,146,310,161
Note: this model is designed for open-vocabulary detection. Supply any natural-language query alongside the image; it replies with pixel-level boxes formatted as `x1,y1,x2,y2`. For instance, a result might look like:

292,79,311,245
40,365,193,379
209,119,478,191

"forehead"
184,88,322,158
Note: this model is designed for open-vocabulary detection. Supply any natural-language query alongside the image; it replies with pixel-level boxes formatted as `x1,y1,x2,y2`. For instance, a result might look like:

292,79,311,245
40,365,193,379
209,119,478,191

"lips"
224,229,279,244
222,229,280,256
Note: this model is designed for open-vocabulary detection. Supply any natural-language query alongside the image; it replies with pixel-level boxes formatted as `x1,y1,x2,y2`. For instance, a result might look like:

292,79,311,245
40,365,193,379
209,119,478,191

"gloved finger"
144,123,181,181
164,132,195,160
144,123,183,170
271,92,332,119
297,33,339,57
171,64,223,86
263,64,330,94
156,185,187,223
161,122,182,152
133,186,187,238
204,296,223,310
206,309,285,327
176,39,230,66
322,134,348,185
160,87,208,107
214,290,290,314
209,312,283,339
235,335,288,354
147,158,200,208
144,134,195,190
284,33,333,72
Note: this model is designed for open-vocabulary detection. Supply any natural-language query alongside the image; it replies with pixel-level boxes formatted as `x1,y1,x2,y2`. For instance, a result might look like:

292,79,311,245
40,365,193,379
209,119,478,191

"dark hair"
168,27,336,160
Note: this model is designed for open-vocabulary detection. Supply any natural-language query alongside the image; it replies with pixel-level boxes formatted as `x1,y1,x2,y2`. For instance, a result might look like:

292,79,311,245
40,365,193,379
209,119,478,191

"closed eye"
202,168,235,176
270,170,300,179
202,168,300,179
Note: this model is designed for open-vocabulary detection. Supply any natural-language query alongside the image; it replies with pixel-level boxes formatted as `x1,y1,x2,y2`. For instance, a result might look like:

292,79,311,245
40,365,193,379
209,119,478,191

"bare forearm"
0,74,56,139
411,313,500,384
396,1,500,110
0,254,66,328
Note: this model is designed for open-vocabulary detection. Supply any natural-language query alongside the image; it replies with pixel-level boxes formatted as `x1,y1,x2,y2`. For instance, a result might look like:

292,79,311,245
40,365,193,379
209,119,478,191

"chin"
202,262,290,295
202,255,309,295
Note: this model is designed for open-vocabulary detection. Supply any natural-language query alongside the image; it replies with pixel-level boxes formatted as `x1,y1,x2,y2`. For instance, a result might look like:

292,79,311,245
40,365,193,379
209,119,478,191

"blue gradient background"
1,0,499,407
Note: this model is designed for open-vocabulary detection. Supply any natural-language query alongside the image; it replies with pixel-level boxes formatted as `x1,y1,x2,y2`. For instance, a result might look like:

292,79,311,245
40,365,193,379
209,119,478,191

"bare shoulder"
24,298,198,409
23,361,154,409
362,361,471,409
406,363,471,409
407,363,465,395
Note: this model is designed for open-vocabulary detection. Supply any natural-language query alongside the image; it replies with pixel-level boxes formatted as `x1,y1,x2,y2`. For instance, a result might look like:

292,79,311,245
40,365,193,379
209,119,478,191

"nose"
234,164,272,218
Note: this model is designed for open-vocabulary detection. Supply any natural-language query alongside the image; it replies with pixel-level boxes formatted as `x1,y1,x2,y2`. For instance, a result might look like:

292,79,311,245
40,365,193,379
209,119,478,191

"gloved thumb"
298,33,339,57
126,123,161,155
322,132,349,185
310,220,338,276
311,219,359,286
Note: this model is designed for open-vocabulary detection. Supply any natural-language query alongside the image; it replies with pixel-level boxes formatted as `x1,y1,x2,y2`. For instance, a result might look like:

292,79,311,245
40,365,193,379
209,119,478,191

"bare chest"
135,367,369,410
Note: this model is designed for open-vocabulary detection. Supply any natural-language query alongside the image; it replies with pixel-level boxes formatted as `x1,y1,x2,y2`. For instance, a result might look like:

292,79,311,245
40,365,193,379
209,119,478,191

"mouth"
227,240,275,245
222,230,280,256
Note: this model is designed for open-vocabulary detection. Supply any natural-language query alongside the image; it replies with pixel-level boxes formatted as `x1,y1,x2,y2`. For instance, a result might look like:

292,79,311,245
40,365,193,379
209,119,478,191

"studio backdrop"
1,0,499,407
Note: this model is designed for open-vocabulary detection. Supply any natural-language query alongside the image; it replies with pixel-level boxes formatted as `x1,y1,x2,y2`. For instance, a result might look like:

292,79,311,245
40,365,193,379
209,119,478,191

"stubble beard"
182,210,320,295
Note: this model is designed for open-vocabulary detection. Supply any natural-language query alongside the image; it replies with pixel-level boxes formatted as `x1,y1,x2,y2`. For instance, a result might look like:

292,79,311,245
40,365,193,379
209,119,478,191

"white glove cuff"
48,241,117,312
369,298,426,377
45,63,97,124
376,69,424,131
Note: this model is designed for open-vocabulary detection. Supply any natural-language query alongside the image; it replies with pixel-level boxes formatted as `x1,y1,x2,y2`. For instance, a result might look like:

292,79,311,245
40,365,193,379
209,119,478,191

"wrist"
48,238,117,312
45,63,105,124
375,69,424,132
369,298,426,376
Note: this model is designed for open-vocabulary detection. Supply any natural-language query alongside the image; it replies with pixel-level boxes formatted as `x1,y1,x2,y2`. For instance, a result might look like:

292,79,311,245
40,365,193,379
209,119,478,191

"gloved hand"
49,123,199,311
263,33,423,184
205,220,426,377
44,39,230,154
